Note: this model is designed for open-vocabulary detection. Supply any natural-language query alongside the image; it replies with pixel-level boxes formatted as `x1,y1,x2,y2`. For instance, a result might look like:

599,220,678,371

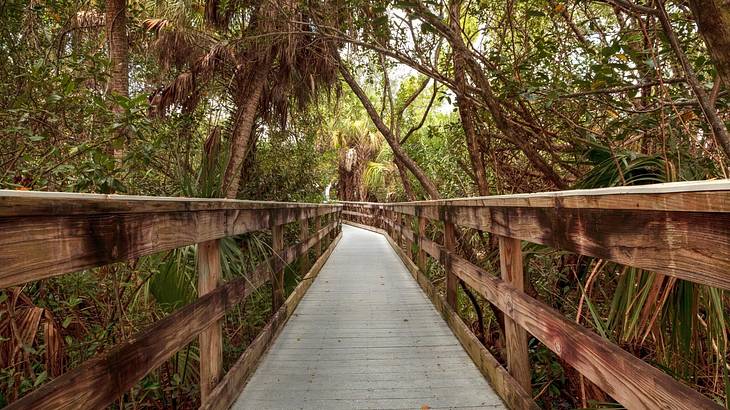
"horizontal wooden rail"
340,180,730,290
0,190,342,408
6,221,338,410
340,180,729,410
344,220,538,410
0,190,339,287
201,230,343,410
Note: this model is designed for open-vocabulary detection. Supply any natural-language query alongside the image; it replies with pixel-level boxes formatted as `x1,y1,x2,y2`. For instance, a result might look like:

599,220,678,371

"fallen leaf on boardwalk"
421,405,430,410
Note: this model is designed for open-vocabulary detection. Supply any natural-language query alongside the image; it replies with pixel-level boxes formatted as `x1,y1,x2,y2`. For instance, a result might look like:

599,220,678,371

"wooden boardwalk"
233,224,505,409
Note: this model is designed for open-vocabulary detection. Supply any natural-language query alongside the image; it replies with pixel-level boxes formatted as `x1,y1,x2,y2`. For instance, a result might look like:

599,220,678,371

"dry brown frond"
71,10,104,29
142,18,169,34
0,288,65,400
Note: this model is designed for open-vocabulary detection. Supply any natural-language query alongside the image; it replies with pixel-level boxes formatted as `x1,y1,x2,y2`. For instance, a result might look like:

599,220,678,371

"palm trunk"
106,0,128,163
339,61,441,200
222,67,268,199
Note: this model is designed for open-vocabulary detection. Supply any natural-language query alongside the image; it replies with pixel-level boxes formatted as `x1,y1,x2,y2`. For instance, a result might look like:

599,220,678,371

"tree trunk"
106,0,128,163
449,0,490,196
689,0,730,88
657,0,730,160
394,157,415,200
409,2,567,189
222,67,268,199
339,61,441,200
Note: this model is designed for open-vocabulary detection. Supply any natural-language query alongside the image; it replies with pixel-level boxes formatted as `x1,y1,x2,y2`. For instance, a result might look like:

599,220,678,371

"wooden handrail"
340,180,729,410
340,180,730,290
0,190,340,287
0,190,342,409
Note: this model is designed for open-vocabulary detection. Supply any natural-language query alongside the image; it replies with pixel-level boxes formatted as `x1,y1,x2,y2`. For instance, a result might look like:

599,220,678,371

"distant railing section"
340,180,730,410
0,191,342,409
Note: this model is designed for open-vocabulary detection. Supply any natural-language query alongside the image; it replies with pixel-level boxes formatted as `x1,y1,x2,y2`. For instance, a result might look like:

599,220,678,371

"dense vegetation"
1,0,729,408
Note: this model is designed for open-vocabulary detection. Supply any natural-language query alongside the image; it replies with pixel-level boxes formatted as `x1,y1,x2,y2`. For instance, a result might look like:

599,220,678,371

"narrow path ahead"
233,225,505,409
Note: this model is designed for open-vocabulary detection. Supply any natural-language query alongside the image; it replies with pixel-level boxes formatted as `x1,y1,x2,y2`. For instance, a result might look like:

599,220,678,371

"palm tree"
106,0,128,163
145,0,342,198
329,119,382,201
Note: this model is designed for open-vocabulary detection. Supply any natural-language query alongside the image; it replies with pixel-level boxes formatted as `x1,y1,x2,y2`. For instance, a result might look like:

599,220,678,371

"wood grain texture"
414,238,721,409
314,216,322,258
6,222,338,410
0,190,339,217
417,216,427,273
498,236,531,392
0,206,339,288
338,180,730,212
342,210,372,219
198,239,223,404
343,195,730,290
271,223,285,310
449,205,730,289
444,220,458,309
299,218,310,275
201,232,342,410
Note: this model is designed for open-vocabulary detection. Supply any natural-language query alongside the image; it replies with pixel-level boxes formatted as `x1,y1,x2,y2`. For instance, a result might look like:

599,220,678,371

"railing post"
198,239,222,404
271,223,285,310
498,235,531,392
390,209,395,237
337,209,342,235
444,218,458,308
417,215,427,272
299,216,309,275
314,214,322,258
405,215,414,260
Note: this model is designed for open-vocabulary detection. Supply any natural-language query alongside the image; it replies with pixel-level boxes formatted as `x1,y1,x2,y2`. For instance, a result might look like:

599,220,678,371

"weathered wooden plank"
314,216,322,258
198,239,223,404
201,231,342,410
5,222,337,410
352,204,730,290
377,224,538,410
271,223,285,310
444,221,458,309
0,190,340,217
410,231,726,408
0,206,340,288
417,216,427,273
299,218,310,275
342,210,372,219
338,180,730,212
414,238,721,409
498,236,531,392
449,206,730,289
405,215,414,259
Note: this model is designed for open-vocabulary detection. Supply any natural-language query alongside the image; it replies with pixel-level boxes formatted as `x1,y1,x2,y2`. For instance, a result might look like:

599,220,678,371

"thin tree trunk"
106,0,128,163
449,0,490,196
689,0,730,88
222,68,268,199
410,1,567,189
394,157,415,200
657,0,730,160
339,61,441,199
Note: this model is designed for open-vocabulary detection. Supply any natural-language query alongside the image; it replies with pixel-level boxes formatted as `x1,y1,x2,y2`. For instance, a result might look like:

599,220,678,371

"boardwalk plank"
233,225,505,409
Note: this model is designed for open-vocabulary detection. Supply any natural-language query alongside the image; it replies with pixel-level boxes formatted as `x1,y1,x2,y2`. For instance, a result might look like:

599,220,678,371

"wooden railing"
340,180,730,410
0,191,342,409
